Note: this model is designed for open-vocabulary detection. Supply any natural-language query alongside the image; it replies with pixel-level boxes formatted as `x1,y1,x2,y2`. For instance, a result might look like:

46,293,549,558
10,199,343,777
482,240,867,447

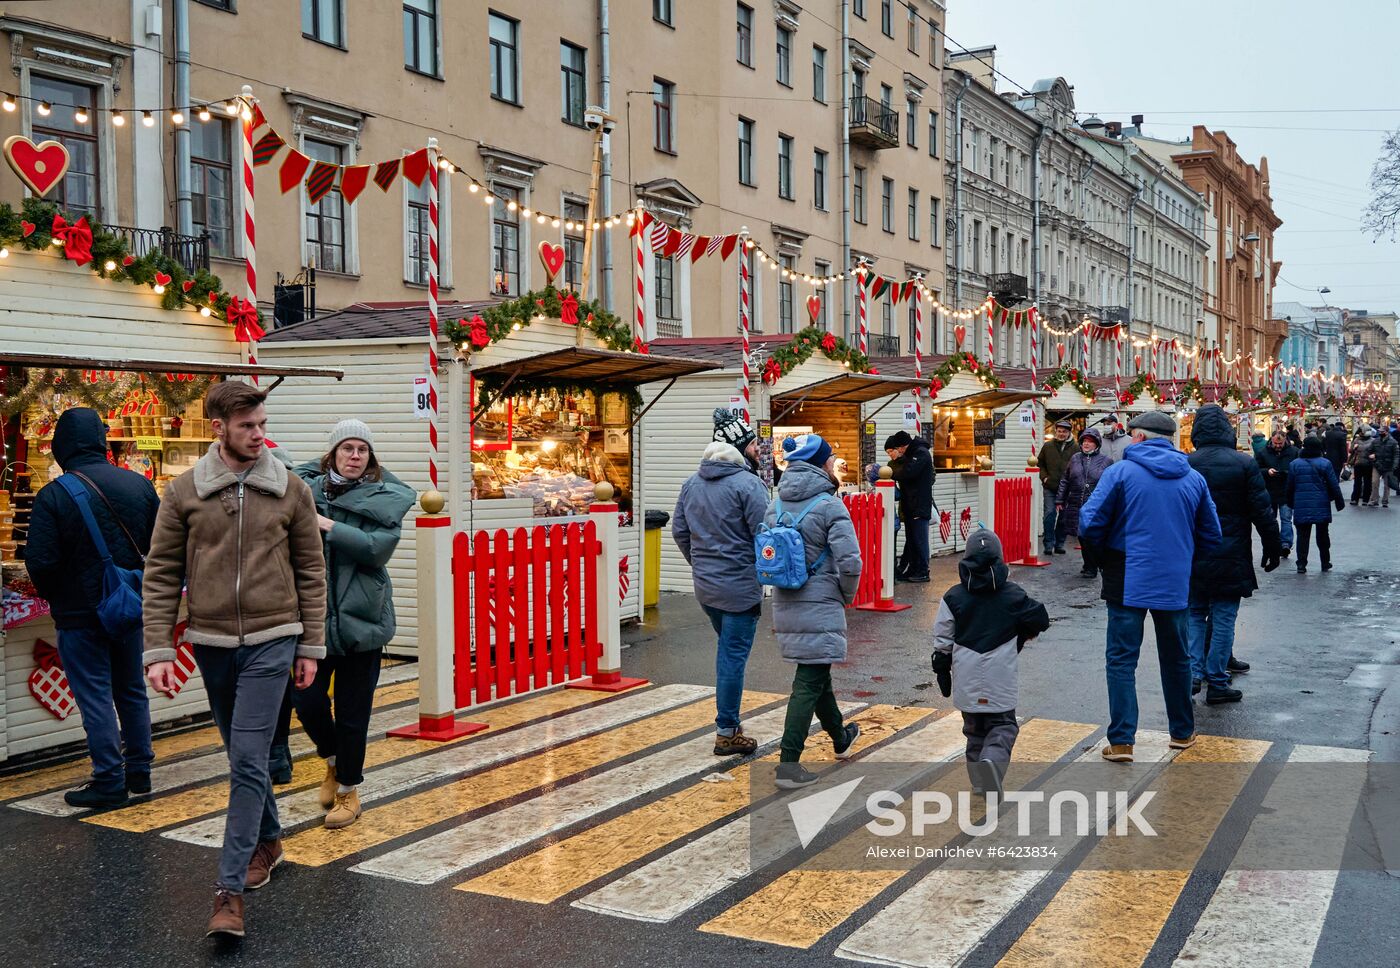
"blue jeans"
1105,603,1195,746
56,625,154,792
1043,486,1067,551
702,604,761,733
1272,498,1294,549
1187,593,1240,690
195,636,297,893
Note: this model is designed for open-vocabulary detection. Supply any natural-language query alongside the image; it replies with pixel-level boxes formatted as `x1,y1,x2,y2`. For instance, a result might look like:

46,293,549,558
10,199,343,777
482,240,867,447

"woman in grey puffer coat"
764,435,863,788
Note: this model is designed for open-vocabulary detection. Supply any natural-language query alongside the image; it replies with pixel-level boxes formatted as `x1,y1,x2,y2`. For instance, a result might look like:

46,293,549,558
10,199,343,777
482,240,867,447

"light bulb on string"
551,218,560,228
111,111,125,127
198,105,211,122
36,101,51,117
103,260,116,272
199,306,211,317
521,207,531,218
224,100,240,116
73,106,89,124
171,109,185,125
536,214,546,224
1,95,14,112
468,182,479,193
482,193,495,206
142,111,155,127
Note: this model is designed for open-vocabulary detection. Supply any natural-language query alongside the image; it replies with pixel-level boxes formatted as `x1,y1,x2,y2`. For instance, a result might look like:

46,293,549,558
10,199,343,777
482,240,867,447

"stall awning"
470,346,718,388
932,386,1049,410
0,351,343,382
771,372,927,406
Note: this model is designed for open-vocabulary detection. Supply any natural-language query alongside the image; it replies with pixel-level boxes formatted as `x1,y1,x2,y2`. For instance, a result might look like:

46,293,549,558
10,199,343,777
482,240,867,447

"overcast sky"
946,0,1400,315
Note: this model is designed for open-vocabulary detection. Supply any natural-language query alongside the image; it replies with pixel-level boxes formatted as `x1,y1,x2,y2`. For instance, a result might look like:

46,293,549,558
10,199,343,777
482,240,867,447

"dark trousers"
1295,522,1331,569
899,517,931,579
1043,486,1067,551
1079,538,1101,574
292,649,383,786
1351,467,1372,504
196,636,296,893
56,625,153,792
962,710,1018,763
272,680,294,748
780,663,846,763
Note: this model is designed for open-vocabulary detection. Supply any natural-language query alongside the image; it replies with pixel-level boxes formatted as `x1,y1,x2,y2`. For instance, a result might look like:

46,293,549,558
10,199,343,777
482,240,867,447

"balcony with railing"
868,333,901,358
107,225,210,275
848,96,899,149
655,319,684,339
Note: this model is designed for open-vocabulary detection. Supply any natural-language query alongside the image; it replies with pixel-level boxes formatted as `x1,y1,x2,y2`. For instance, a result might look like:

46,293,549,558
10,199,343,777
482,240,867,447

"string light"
103,260,116,272
142,111,155,127
36,101,51,116
73,106,88,124
199,306,212,317
111,111,125,127
170,109,185,125
224,100,240,116
2,95,14,112
197,105,211,122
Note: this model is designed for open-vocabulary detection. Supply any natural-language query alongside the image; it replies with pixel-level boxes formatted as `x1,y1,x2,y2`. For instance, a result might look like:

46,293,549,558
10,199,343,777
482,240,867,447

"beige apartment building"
0,0,947,354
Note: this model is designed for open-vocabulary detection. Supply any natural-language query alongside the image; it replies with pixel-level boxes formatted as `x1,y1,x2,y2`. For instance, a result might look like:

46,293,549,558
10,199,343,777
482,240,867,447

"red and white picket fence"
391,491,646,742
978,467,1050,568
846,475,911,612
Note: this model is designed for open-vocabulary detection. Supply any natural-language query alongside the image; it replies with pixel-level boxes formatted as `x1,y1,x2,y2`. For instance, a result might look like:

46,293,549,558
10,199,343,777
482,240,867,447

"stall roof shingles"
648,335,810,367
260,300,501,344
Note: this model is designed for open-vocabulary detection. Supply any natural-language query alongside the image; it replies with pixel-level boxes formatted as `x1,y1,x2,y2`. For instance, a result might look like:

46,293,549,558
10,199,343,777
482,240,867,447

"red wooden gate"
994,475,1032,565
451,522,601,708
842,491,883,609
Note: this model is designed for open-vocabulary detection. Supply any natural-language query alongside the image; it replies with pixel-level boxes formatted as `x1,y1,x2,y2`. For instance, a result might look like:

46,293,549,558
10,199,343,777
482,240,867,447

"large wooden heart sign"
538,241,566,284
3,135,70,197
953,324,967,348
806,294,821,324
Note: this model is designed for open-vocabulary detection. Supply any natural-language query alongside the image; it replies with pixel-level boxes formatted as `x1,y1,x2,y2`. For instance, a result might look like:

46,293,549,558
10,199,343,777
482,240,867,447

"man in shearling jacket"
143,381,326,940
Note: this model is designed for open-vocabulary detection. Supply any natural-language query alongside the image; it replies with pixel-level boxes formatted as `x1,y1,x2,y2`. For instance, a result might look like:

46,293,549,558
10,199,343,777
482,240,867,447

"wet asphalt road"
3,504,1400,967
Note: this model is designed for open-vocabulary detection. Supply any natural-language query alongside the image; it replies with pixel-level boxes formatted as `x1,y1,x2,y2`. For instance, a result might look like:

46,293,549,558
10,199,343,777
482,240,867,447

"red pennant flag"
401,148,430,187
1000,307,1010,325
689,235,710,263
304,161,338,204
252,130,285,167
373,159,400,192
718,235,738,260
661,226,683,257
278,149,311,194
870,276,890,302
249,103,267,133
339,164,370,204
903,280,916,303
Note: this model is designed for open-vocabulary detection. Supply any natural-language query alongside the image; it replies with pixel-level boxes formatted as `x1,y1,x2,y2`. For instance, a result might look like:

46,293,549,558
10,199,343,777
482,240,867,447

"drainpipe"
1031,123,1045,366
840,0,851,338
952,74,971,313
173,0,193,236
598,0,613,310
1126,175,1139,360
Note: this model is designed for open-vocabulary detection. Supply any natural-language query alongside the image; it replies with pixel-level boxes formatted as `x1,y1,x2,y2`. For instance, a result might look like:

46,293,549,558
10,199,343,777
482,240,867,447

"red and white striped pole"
633,201,646,351
856,262,869,355
1029,305,1040,461
738,229,752,423
1114,326,1123,403
912,276,924,423
239,86,258,384
1081,320,1091,374
425,138,441,490
986,297,996,363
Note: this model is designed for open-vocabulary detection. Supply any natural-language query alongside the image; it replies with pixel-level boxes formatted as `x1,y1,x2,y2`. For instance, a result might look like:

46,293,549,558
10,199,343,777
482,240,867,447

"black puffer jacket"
22,408,161,629
1186,405,1283,600
891,436,935,520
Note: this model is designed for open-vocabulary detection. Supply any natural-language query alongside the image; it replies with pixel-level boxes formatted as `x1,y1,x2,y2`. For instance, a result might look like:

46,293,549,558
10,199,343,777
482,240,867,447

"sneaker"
245,839,283,890
1206,686,1243,705
1191,678,1202,696
1321,561,1333,572
832,722,861,760
206,890,245,938
1169,733,1197,750
902,575,931,584
775,763,820,789
325,788,362,829
1227,656,1250,674
1101,744,1134,762
1054,547,1067,555
318,762,338,811
714,729,759,756
1296,563,1307,574
1079,568,1098,578
967,760,1005,799
63,782,129,809
126,772,151,795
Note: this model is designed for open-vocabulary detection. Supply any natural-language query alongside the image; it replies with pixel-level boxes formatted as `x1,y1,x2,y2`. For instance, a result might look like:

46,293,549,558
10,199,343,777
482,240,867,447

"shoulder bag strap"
70,469,144,562
54,474,114,565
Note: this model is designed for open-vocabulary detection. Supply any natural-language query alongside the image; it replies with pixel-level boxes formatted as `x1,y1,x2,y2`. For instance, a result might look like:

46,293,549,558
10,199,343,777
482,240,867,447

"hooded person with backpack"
757,434,863,788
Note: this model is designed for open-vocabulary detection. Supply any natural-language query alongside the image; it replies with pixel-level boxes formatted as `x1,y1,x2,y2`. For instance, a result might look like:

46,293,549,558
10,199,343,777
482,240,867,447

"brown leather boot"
318,762,338,810
325,788,362,829
245,839,283,891
206,890,244,938
713,729,759,756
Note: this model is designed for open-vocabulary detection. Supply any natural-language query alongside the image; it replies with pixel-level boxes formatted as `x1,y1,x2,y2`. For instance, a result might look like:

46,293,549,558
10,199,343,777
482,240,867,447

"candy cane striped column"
1081,321,1091,374
738,232,752,422
633,207,646,350
856,264,868,355
426,138,441,490
986,298,995,363
912,280,924,421
240,86,258,384
1029,306,1040,461
1114,327,1123,402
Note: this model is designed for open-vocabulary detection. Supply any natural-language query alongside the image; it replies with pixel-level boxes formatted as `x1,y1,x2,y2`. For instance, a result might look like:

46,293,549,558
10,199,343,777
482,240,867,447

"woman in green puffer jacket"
291,419,414,830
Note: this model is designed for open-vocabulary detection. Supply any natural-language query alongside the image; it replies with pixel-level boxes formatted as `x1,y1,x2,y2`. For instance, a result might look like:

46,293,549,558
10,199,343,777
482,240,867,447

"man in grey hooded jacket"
672,410,770,755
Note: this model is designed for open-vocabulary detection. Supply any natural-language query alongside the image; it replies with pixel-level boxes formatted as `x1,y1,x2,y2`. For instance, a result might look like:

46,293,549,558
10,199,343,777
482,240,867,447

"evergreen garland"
443,286,632,352
929,351,1004,398
1040,364,1092,400
759,326,870,384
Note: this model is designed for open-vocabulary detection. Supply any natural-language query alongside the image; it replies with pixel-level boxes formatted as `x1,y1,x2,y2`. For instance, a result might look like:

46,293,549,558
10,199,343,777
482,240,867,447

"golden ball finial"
593,481,615,502
878,465,894,480
420,489,445,514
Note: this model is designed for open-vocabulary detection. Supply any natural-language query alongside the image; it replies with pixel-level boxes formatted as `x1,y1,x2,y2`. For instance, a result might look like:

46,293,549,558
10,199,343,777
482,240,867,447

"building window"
812,46,826,103
491,186,521,295
972,220,982,274
882,300,893,337
653,0,673,25
303,138,346,272
813,149,828,211
738,117,755,185
190,118,233,258
881,177,894,233
851,67,866,100
406,176,431,284
778,255,795,333
928,109,938,157
302,0,343,46
928,18,940,68
880,82,893,111
853,165,867,223
655,254,678,320
776,26,792,86
906,99,917,148
907,188,918,240
929,196,940,247
403,0,438,75
854,0,866,19
560,41,587,125
653,78,675,152
814,260,831,329
881,0,893,38
30,76,101,216
489,12,520,103
736,3,753,66
563,201,587,291
907,4,919,51
778,134,794,200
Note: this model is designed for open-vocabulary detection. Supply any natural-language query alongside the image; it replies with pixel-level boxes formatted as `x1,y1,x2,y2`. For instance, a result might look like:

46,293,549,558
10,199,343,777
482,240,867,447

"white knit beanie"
329,418,374,451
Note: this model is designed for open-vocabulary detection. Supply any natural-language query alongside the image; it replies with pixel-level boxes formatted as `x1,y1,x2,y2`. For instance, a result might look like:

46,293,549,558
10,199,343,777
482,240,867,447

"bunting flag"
869,276,892,302
689,235,711,263
304,161,338,204
249,102,267,134
373,158,401,192
717,235,738,260
339,164,370,204
633,209,740,262
278,149,311,194
401,147,431,187
251,130,285,167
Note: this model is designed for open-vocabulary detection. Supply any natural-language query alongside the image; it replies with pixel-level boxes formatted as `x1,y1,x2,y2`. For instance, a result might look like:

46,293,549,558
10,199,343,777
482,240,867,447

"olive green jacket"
294,462,415,655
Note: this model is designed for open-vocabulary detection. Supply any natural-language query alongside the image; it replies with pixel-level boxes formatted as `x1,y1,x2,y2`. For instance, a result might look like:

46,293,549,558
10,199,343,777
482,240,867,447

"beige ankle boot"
325,788,362,829
318,762,338,810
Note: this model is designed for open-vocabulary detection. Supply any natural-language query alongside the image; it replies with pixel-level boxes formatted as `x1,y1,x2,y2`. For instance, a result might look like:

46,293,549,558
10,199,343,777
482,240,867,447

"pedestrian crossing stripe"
4,682,1373,968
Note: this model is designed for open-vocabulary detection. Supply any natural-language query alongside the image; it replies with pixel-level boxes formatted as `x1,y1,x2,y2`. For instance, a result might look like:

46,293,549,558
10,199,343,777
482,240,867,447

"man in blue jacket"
1077,411,1221,763
672,410,770,756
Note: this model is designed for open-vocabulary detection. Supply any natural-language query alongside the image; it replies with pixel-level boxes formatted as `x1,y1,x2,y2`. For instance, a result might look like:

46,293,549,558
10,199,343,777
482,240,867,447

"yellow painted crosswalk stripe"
280,690,784,867
0,675,420,802
456,705,939,904
84,686,605,833
697,718,1097,949
996,735,1270,968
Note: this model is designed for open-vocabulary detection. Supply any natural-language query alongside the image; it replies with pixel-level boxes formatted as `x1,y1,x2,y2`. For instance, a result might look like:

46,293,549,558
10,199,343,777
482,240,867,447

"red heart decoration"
537,241,565,282
1057,343,1067,362
20,220,35,238
122,255,135,267
3,135,70,197
154,271,172,287
806,294,821,323
953,324,967,347
182,280,195,293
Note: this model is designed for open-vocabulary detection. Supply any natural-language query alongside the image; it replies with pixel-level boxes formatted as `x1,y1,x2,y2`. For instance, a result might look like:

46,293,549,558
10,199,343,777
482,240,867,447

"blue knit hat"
783,433,833,468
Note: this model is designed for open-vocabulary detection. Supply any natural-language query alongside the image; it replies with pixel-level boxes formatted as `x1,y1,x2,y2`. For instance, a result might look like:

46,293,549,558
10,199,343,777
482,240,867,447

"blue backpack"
755,496,832,589
55,473,145,636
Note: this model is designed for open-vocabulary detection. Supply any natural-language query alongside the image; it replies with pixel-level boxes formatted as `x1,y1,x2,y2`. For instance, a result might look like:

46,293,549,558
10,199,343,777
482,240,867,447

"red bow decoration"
762,358,783,385
633,337,651,354
820,332,837,353
868,366,880,375
226,296,266,343
467,314,491,348
559,293,580,326
51,214,93,266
